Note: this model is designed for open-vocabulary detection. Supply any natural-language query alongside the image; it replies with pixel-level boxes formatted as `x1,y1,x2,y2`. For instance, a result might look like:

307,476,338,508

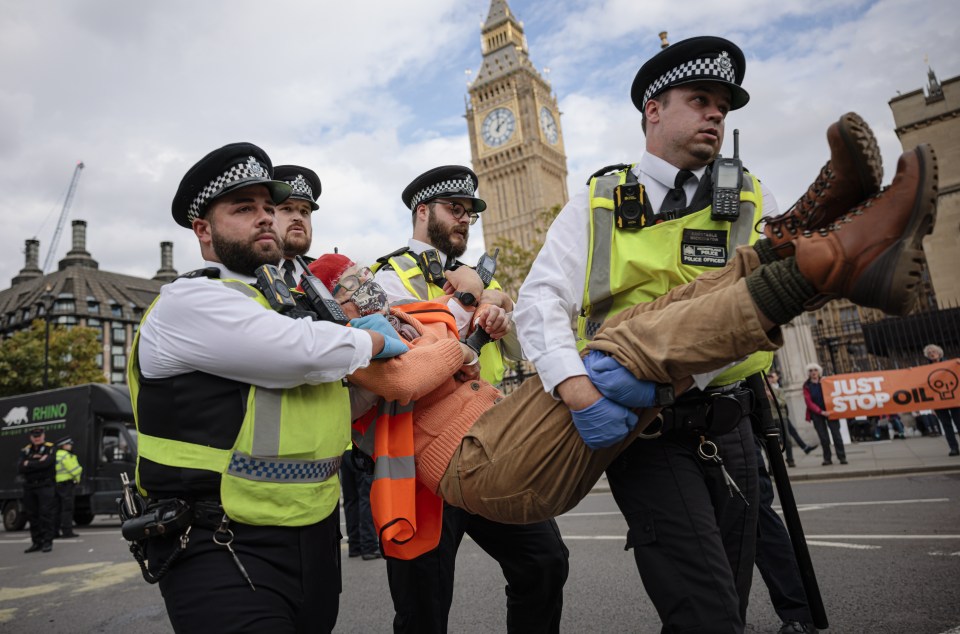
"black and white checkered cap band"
187,156,270,223
285,174,315,201
409,177,476,210
643,51,737,108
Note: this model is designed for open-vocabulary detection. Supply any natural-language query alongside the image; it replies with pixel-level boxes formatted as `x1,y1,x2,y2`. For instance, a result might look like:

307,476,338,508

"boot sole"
837,112,883,197
850,144,939,315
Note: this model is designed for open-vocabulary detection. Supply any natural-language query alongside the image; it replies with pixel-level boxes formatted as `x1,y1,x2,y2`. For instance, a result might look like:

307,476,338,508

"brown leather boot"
793,144,938,315
764,112,883,256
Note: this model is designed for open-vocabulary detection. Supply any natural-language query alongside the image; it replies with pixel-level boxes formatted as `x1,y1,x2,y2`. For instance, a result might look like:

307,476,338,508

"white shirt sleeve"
138,277,373,388
515,191,592,396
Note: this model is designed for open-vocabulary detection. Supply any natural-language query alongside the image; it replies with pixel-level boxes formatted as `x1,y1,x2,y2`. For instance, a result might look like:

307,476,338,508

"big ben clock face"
481,107,516,147
539,106,559,144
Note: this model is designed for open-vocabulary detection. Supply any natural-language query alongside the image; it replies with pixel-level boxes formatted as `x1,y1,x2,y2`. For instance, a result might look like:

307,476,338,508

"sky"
1,0,957,286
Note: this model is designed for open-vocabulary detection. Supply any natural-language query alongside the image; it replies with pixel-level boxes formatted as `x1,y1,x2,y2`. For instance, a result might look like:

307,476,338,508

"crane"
43,161,85,273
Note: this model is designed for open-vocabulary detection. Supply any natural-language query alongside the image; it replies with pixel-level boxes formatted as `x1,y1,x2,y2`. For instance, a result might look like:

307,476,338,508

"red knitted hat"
308,253,356,292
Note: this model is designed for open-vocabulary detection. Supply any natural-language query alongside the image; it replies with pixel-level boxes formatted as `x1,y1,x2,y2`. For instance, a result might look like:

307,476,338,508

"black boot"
24,542,42,553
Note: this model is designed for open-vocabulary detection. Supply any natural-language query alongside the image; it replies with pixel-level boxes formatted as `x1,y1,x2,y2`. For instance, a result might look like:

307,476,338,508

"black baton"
746,372,828,630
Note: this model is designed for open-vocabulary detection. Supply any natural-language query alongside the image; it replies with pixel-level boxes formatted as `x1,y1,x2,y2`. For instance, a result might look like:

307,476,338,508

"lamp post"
40,285,54,390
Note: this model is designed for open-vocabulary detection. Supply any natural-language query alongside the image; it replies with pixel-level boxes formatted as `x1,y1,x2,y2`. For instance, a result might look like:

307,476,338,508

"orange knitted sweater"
348,304,503,493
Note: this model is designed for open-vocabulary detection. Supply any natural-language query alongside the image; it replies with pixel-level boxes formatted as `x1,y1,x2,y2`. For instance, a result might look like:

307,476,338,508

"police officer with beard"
273,164,320,285
129,142,407,633
373,165,569,634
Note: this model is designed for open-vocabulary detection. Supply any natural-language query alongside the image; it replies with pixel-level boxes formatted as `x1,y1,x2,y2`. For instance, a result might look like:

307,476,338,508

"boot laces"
812,186,885,235
762,163,832,238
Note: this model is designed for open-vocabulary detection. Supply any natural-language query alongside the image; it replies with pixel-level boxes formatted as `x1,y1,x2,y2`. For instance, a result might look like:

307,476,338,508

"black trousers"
606,419,759,633
934,407,960,451
55,481,76,535
386,503,569,634
23,483,56,546
811,414,846,462
152,511,341,634
341,450,378,556
753,443,812,624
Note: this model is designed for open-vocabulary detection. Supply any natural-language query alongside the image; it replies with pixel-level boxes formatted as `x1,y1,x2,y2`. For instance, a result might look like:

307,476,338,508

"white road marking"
806,540,881,550
783,497,950,512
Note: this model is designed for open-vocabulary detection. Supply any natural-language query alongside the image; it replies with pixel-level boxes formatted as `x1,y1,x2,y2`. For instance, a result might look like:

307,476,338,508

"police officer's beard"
282,225,310,259
427,210,467,258
212,230,282,277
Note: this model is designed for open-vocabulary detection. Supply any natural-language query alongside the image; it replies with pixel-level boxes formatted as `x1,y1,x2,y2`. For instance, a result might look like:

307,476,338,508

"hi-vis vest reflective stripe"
580,167,773,386
373,252,506,385
128,277,350,527
55,449,82,483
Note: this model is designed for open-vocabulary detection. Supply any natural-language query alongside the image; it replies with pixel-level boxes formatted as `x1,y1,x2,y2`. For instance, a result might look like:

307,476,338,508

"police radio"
614,176,646,230
711,128,743,221
254,264,298,313
417,249,447,286
295,256,350,325
475,247,499,288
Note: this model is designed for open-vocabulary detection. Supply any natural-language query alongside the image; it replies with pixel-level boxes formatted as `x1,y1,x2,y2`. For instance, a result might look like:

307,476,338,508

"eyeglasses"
433,200,479,225
333,267,372,297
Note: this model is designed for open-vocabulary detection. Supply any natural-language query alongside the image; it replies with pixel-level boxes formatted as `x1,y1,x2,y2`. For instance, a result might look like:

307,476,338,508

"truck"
0,383,137,531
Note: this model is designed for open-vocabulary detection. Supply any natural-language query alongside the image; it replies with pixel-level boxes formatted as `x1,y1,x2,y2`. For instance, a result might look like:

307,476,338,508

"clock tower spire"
466,0,569,255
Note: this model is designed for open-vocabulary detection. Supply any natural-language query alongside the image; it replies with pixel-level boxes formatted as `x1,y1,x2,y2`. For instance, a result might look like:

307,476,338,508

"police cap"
631,36,749,113
28,427,44,436
56,436,74,447
401,165,487,213
274,165,321,211
171,142,292,228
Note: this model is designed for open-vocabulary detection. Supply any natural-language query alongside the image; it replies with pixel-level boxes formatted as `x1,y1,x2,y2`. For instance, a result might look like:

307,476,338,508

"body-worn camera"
255,264,297,313
417,249,447,286
614,181,646,230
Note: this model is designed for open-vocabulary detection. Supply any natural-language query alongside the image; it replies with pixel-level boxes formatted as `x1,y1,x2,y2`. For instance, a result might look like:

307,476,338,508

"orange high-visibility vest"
351,301,459,560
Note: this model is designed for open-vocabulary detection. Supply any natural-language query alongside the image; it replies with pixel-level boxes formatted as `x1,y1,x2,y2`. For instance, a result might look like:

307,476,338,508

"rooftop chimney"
153,241,179,283
10,239,44,287
58,220,99,270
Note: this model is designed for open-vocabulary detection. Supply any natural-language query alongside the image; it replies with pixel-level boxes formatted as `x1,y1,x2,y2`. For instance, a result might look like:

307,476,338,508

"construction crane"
43,161,85,273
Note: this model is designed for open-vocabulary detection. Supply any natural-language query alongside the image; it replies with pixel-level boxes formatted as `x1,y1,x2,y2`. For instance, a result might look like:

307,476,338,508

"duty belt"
644,385,754,439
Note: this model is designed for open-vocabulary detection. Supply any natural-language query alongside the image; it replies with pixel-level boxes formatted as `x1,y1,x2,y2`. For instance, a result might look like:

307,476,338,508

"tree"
0,320,105,396
489,204,562,298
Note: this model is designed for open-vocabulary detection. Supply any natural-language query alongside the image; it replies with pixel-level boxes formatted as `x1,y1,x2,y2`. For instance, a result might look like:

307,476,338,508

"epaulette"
586,163,633,185
373,247,413,272
176,267,221,280
44,441,54,447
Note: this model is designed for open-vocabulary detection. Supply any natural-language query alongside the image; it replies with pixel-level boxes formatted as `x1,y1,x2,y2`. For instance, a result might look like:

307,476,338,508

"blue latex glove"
583,350,657,409
570,396,639,450
349,314,407,360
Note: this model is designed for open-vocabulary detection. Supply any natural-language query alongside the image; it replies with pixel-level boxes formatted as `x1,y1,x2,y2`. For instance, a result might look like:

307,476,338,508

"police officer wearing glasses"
373,165,569,633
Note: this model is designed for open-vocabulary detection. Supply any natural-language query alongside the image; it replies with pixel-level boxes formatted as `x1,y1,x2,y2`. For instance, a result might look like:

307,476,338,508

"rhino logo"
3,406,29,426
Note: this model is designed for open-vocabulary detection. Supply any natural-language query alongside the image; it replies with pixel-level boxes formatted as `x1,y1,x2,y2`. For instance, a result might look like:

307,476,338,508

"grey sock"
753,238,780,265
745,257,817,325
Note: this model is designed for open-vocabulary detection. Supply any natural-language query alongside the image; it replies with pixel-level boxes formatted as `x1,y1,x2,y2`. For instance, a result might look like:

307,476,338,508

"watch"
481,107,516,147
454,291,477,307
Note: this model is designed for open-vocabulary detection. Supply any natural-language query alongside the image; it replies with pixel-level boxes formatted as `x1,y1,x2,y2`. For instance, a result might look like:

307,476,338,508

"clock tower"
466,0,569,253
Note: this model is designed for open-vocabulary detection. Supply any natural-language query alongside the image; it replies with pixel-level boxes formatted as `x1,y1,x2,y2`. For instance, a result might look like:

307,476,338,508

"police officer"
54,436,82,539
18,427,57,553
515,37,779,631
373,165,569,633
273,164,320,284
130,142,407,633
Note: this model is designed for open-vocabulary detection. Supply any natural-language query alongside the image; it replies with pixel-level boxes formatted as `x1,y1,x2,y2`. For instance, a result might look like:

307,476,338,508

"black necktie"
659,169,695,215
282,260,297,288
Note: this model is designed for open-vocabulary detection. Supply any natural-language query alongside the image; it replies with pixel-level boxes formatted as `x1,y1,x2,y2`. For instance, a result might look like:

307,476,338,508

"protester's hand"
570,396,639,449
455,361,481,382
474,305,509,340
442,267,483,298
583,350,657,409
477,288,514,311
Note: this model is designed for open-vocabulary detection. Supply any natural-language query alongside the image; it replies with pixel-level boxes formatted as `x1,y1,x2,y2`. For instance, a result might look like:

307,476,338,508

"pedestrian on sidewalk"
923,344,959,457
765,371,817,467
803,363,847,465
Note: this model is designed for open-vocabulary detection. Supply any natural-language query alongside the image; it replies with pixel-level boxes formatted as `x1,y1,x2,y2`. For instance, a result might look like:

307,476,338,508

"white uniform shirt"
515,152,780,396
138,261,373,388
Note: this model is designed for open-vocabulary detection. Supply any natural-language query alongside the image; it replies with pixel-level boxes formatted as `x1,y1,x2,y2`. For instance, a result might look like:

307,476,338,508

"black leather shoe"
804,444,819,454
41,543,53,553
822,460,833,466
787,459,796,467
779,621,818,633
839,459,848,464
24,543,42,553
61,532,79,538
361,552,382,561
949,449,959,457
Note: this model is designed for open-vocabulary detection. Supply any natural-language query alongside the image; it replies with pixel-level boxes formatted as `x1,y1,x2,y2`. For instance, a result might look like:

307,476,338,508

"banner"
822,359,960,419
